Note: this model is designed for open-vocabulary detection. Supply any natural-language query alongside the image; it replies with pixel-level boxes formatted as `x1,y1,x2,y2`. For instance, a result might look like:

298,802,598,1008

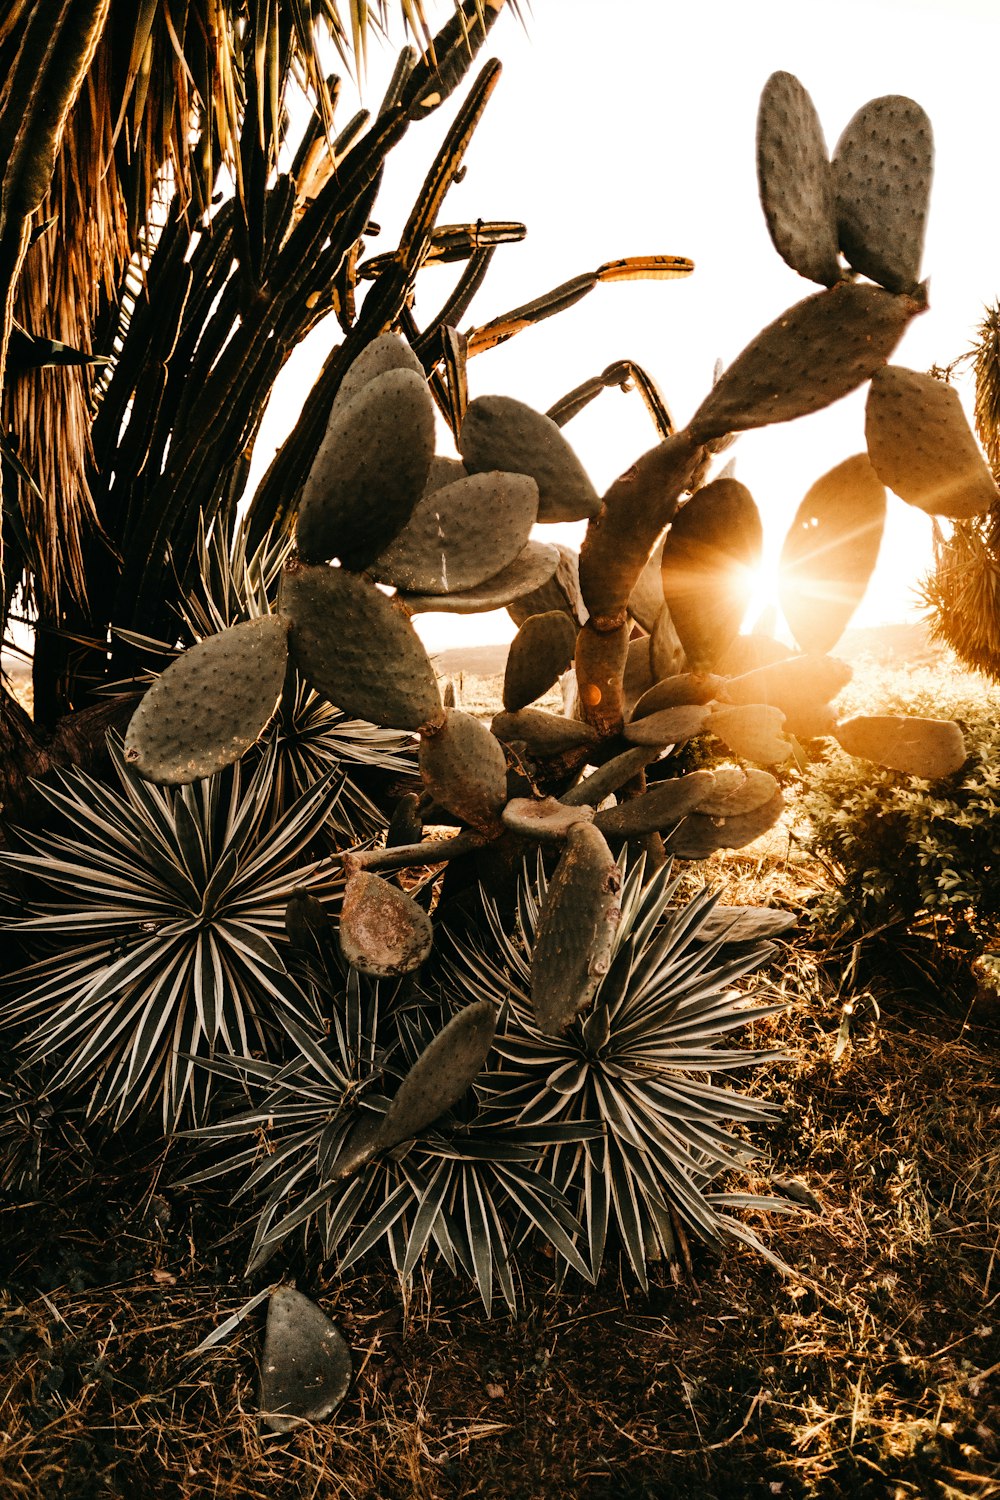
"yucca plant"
0,742,341,1130
182,960,591,1315
182,856,788,1309
448,854,790,1289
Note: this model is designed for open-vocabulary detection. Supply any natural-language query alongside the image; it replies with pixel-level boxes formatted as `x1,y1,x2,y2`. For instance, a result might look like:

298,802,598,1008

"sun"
742,556,783,632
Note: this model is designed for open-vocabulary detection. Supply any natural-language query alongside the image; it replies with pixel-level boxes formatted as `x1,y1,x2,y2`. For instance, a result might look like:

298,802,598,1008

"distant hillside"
432,622,944,680
432,643,509,677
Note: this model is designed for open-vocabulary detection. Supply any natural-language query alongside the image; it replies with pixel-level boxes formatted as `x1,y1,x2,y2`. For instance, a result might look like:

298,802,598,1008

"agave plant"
0,1064,90,1196
181,855,788,1309
448,854,790,1289
182,955,593,1315
0,742,341,1129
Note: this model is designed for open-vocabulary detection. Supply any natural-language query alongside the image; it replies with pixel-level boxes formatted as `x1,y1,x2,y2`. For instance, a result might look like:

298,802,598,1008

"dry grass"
1,661,998,1497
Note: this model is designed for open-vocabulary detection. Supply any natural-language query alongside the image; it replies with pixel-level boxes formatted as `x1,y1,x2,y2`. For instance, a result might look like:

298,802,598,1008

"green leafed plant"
800,671,1000,941
0,743,340,1129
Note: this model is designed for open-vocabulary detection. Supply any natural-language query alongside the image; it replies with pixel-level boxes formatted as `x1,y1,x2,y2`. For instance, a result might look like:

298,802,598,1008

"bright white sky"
250,0,1000,654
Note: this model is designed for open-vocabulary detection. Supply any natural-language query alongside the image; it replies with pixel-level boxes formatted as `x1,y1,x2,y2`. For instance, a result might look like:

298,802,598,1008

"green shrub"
799,665,1000,939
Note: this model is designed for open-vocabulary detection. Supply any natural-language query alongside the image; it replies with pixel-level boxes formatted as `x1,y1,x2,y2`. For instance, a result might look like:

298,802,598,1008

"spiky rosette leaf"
258,669,415,845
180,970,592,1315
445,855,789,1288
0,743,339,1129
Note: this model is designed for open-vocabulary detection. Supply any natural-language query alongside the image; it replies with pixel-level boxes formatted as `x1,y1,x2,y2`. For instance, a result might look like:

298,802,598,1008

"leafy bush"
799,666,1000,939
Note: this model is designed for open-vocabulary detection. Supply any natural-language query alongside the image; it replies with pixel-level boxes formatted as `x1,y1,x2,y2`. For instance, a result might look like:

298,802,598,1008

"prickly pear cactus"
125,616,289,784
119,68,969,1029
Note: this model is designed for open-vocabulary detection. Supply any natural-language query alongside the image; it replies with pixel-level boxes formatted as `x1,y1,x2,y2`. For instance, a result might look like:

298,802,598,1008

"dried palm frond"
920,513,1000,680
972,302,1000,472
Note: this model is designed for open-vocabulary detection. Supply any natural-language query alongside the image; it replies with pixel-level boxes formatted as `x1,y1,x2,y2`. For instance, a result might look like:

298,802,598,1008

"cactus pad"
575,620,629,737
339,870,434,977
756,72,841,286
627,537,666,633
501,796,594,841
503,611,578,711
649,603,686,682
660,479,763,671
419,709,508,833
373,471,539,595
698,906,797,944
623,703,711,747
284,890,338,965
579,431,704,628
779,455,886,653
296,368,436,568
632,672,725,721
531,823,621,1035
424,456,468,494
562,746,659,807
259,1287,352,1433
622,635,654,715
725,655,852,738
491,708,598,757
593,770,715,837
865,366,999,519
460,395,601,521
387,794,423,848
402,541,560,613
124,616,289,785
695,766,779,817
665,790,784,858
707,704,793,765
507,543,586,628
282,561,442,731
379,1001,498,1149
331,332,427,419
835,715,966,778
833,96,932,295
688,282,923,445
